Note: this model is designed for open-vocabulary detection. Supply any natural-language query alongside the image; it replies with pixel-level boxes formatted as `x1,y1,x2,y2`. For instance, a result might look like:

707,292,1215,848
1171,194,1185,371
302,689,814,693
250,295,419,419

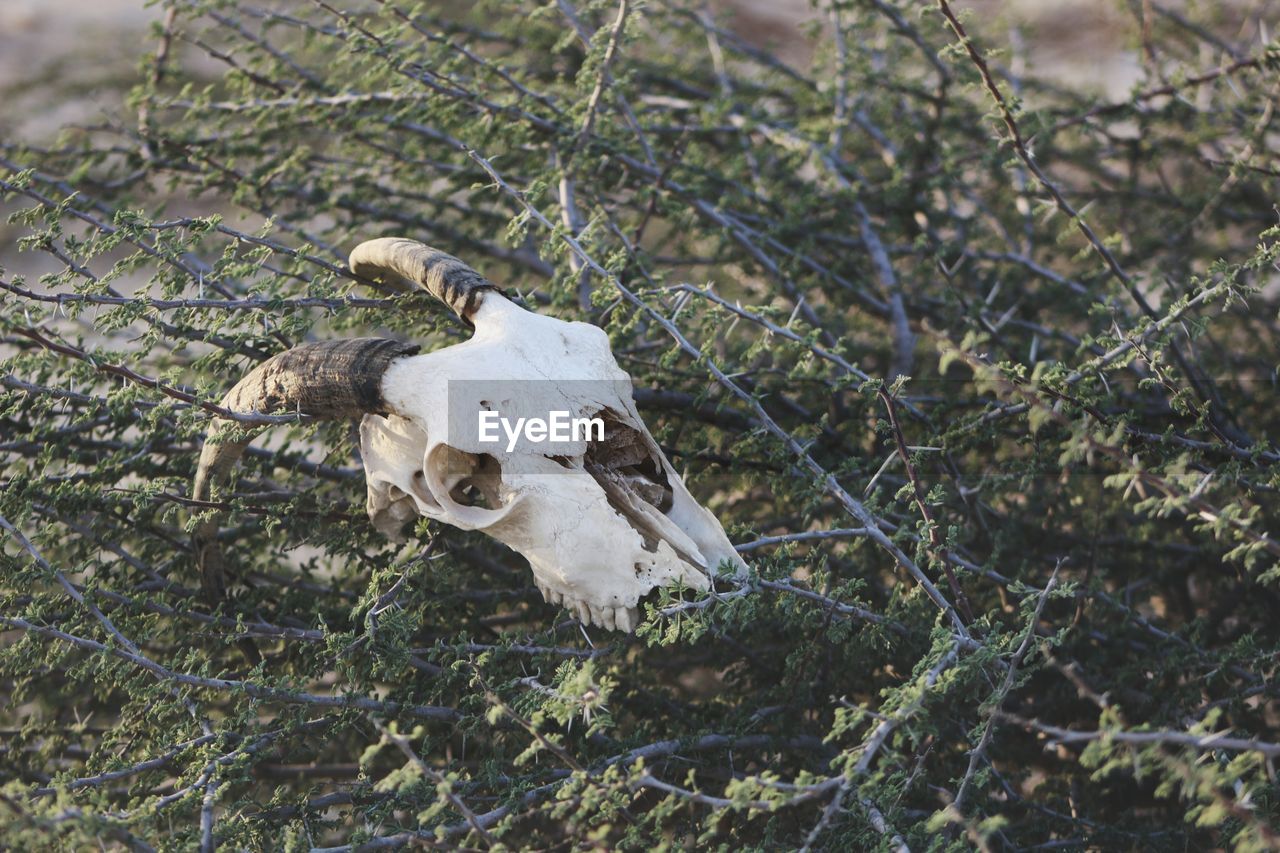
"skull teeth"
534,584,640,632
614,606,638,633
535,581,562,606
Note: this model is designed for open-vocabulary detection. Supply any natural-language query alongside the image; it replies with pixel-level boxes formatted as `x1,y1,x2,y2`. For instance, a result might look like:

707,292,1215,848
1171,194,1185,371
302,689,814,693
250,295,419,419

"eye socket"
445,452,505,510
451,479,492,509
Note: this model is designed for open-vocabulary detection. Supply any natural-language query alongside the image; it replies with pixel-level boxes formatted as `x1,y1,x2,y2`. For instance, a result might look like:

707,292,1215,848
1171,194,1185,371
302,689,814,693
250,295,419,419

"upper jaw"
531,578,641,632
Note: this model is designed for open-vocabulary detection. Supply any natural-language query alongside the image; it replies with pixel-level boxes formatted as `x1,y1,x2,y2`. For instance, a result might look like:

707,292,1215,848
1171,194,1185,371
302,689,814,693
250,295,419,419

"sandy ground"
717,0,1148,97
0,0,162,140
0,0,1172,138
11,0,1266,141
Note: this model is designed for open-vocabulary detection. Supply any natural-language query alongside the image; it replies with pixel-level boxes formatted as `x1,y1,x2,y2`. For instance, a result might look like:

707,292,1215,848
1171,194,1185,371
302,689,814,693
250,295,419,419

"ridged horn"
192,338,420,602
349,237,502,322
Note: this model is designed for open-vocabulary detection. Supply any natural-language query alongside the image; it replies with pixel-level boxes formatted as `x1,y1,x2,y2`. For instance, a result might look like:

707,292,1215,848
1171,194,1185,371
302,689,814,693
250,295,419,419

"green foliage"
2,0,1280,848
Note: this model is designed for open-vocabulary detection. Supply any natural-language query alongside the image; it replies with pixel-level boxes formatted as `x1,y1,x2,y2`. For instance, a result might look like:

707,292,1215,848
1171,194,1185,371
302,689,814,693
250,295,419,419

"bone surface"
195,238,746,632
362,294,747,628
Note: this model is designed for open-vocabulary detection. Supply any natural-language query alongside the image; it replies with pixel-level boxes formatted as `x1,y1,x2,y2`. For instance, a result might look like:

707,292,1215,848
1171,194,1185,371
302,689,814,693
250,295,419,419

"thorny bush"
2,0,1280,849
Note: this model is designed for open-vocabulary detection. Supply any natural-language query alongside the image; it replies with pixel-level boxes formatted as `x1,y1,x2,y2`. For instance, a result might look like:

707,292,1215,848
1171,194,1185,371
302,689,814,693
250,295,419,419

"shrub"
2,1,1279,848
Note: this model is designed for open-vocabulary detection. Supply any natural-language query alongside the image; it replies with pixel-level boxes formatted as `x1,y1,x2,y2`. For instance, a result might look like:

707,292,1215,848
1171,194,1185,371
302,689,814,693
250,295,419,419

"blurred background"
1,0,1271,292
8,0,1270,143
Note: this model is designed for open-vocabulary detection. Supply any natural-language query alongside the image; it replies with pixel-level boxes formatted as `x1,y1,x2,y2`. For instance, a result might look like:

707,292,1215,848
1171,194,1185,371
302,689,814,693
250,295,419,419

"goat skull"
194,238,745,631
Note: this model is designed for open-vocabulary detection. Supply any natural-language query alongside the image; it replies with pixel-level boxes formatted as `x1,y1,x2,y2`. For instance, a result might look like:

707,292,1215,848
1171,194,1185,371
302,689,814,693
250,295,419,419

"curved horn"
193,338,419,602
349,238,503,323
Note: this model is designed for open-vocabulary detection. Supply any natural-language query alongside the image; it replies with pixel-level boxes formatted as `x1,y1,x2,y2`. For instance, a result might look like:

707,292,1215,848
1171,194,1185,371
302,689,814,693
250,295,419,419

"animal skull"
193,238,745,631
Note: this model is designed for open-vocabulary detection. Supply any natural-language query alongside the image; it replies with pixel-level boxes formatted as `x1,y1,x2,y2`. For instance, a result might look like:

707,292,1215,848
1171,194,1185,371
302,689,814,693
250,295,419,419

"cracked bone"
193,238,745,631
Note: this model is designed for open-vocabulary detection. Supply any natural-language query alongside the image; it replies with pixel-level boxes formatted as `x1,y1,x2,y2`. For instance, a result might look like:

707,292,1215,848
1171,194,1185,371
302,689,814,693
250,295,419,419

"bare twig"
954,566,1060,813
878,387,973,623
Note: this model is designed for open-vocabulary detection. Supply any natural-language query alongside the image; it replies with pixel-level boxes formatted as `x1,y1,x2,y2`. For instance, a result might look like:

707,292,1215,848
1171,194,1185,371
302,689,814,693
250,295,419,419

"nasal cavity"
584,409,673,513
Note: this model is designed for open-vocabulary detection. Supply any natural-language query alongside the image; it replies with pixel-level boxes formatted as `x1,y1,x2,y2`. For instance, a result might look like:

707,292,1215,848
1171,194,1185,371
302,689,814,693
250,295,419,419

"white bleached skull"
193,238,745,631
